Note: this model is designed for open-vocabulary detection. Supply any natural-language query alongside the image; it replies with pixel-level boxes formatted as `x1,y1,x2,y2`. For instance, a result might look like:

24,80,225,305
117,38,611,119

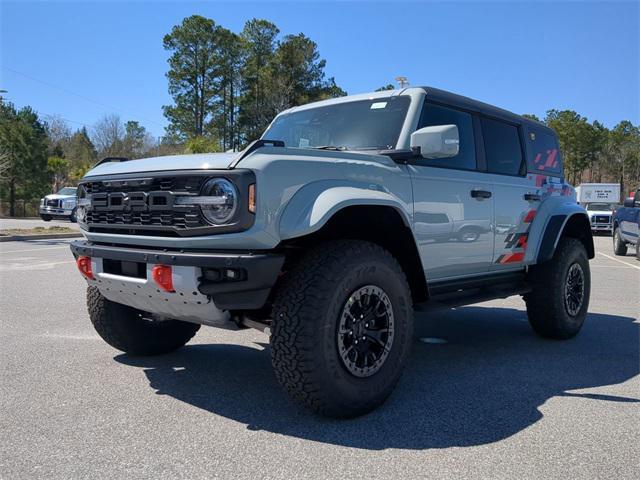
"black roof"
419,86,553,133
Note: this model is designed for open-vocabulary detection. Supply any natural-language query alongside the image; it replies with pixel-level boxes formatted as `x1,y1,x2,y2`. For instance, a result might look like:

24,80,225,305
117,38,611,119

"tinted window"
418,103,476,170
264,96,410,150
482,118,523,176
525,127,563,175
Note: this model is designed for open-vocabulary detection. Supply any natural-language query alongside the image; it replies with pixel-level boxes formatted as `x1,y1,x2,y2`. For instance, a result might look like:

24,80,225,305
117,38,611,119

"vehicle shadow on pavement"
115,306,639,450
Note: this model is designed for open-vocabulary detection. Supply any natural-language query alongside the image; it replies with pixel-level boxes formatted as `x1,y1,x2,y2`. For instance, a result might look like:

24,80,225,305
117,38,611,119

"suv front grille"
592,215,611,224
82,174,208,236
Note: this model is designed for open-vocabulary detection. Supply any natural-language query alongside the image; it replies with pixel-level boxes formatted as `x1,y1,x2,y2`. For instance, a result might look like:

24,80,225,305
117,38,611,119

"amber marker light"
248,184,256,213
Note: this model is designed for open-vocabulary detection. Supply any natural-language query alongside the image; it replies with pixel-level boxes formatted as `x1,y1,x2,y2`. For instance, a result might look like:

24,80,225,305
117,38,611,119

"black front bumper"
70,240,285,310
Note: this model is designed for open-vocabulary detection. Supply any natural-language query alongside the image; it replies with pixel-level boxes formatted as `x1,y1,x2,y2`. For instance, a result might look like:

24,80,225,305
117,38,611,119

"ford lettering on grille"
91,191,174,212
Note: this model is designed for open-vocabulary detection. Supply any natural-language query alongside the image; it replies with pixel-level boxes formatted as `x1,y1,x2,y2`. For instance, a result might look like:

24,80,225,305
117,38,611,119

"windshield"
57,187,77,196
262,96,411,151
586,203,617,211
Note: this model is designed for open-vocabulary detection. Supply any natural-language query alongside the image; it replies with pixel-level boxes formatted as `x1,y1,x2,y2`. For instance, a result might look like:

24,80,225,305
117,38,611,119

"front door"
409,102,494,281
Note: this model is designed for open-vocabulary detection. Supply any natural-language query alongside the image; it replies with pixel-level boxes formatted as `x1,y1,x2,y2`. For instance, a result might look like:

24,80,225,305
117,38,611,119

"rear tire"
613,227,628,256
270,240,414,418
525,237,590,339
87,287,200,355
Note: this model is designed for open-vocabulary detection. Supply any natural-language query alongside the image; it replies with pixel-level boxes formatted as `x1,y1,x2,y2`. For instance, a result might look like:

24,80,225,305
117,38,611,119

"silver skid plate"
85,258,233,328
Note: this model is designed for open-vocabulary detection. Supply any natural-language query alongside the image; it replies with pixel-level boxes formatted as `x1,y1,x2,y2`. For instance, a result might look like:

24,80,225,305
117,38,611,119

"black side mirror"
623,198,635,208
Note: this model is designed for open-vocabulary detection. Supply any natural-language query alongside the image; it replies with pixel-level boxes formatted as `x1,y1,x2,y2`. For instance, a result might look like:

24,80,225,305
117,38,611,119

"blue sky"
1,0,638,138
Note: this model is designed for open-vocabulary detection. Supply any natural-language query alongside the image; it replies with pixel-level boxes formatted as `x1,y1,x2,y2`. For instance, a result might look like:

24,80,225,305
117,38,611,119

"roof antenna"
395,76,409,88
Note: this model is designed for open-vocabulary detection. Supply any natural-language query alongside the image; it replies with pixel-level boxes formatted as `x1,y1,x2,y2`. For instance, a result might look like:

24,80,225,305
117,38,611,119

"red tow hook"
76,256,94,280
152,264,175,292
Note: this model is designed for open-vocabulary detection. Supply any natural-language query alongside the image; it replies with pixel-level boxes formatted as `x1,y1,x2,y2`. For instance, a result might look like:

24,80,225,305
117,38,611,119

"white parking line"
0,260,75,271
597,252,640,270
0,245,70,255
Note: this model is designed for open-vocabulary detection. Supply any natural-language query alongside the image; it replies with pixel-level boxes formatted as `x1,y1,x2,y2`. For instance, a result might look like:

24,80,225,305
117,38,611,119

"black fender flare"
537,213,595,263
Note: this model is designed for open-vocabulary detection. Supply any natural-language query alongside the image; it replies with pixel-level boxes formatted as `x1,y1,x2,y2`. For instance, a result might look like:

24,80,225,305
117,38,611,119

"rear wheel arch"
537,213,594,264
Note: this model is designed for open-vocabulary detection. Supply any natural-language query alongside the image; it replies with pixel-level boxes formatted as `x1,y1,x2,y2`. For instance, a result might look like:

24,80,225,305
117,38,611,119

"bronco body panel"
72,86,593,318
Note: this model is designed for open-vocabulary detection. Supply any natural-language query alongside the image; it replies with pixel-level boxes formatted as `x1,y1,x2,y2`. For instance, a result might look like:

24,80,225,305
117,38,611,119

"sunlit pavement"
0,236,638,479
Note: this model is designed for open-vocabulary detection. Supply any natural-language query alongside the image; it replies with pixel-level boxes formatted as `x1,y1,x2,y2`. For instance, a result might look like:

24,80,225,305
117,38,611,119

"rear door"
409,102,494,280
481,117,537,269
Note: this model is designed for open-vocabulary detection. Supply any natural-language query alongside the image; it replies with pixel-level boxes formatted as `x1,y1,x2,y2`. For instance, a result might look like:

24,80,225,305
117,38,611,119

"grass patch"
0,226,77,236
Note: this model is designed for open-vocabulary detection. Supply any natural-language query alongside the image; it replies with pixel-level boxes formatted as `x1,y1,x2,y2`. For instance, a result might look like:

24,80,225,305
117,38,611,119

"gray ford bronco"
70,87,594,418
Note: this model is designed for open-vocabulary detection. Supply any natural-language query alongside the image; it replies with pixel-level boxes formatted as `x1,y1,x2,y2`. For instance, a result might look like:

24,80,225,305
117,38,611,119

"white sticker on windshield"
299,138,310,147
370,102,387,109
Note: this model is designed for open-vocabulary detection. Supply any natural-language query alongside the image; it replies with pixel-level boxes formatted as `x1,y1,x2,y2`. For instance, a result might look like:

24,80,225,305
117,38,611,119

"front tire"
87,287,200,355
40,214,52,221
270,240,414,418
613,227,628,256
69,208,77,223
525,237,590,339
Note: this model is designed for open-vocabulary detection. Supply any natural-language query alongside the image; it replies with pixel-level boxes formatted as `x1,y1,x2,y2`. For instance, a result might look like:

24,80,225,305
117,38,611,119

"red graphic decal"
544,149,558,168
524,210,537,223
517,234,528,249
501,252,525,263
535,175,547,187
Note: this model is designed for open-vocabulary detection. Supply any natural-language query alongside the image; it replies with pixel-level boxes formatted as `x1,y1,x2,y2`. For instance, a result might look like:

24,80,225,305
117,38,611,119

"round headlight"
200,178,238,225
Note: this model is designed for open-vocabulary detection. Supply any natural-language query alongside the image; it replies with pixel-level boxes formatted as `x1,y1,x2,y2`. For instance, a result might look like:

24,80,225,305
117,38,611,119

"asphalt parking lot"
1,235,638,479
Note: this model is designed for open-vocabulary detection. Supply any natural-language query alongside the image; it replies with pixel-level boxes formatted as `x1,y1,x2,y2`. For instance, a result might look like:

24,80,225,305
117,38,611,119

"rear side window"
525,127,563,176
481,117,524,176
418,103,476,170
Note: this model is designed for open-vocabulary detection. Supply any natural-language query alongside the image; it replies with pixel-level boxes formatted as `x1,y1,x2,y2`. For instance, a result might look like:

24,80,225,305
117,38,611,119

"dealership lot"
0,236,638,479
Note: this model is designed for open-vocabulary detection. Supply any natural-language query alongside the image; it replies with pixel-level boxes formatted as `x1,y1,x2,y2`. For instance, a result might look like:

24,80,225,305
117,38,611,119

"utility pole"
395,76,409,88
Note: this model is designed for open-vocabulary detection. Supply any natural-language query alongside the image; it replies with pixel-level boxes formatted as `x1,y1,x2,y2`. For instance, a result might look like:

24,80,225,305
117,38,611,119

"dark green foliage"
0,100,50,215
164,16,347,150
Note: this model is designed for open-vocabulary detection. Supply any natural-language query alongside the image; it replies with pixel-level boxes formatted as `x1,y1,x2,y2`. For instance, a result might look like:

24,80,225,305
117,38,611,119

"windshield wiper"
311,145,349,151
353,145,394,151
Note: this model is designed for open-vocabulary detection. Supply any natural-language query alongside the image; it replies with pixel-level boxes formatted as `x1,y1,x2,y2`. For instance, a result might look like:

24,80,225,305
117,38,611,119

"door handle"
524,193,541,202
470,189,492,199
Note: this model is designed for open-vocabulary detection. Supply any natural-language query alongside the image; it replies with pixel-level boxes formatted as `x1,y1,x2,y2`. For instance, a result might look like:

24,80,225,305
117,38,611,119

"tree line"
162,15,345,151
0,101,164,215
1,14,638,216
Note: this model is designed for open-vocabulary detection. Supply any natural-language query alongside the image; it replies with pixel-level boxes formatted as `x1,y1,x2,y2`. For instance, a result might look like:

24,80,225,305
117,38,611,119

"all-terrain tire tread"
270,240,413,418
525,237,589,339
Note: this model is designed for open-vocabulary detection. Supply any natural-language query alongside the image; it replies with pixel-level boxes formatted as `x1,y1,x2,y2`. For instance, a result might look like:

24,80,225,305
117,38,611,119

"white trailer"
575,183,621,204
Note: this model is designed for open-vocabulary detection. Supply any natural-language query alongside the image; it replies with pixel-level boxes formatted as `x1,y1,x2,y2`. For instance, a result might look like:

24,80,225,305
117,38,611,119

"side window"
481,117,524,176
418,103,476,170
525,127,563,176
